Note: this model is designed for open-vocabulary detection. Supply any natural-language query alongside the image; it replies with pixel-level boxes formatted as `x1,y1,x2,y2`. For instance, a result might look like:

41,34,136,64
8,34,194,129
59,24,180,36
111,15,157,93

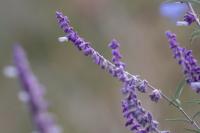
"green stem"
187,2,200,27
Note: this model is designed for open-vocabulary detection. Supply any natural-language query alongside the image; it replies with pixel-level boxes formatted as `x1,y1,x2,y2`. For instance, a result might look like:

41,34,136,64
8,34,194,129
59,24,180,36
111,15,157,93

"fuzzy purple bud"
108,39,120,49
176,11,195,26
13,44,62,133
149,89,162,103
137,80,148,93
184,11,195,25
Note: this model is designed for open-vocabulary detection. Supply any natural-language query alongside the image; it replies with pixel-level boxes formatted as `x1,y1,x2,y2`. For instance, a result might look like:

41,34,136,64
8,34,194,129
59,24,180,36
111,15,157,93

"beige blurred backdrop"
0,0,200,133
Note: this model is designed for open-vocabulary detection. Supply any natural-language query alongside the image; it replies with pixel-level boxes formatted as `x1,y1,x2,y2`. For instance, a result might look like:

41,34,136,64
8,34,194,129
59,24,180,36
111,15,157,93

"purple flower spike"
56,11,169,133
149,89,162,103
13,44,62,133
108,39,125,69
166,31,200,94
121,81,161,132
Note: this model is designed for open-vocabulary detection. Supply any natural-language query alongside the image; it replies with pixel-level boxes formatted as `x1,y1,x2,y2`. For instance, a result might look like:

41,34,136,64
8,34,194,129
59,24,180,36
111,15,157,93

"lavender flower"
176,11,195,26
13,44,62,133
122,80,160,132
183,11,195,25
56,11,169,133
149,90,162,103
166,31,200,94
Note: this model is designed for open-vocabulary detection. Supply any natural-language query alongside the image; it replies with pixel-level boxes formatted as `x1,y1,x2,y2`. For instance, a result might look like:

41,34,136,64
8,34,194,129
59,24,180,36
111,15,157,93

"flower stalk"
55,10,200,132
13,44,62,133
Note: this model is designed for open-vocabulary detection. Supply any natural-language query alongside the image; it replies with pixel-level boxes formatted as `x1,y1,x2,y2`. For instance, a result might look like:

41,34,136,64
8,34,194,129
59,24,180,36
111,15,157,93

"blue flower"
160,2,188,22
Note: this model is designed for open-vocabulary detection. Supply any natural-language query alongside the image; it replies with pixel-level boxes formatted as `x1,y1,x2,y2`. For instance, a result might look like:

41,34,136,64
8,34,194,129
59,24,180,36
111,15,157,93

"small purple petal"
108,39,120,49
149,89,162,103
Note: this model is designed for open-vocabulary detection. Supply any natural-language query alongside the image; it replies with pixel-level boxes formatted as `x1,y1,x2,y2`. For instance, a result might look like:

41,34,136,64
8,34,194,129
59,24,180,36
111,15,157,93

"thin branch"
187,2,200,27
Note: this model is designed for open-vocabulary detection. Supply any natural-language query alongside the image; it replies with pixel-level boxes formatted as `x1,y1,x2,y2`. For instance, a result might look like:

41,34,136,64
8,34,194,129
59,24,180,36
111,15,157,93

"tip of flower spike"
13,44,28,64
165,31,177,39
56,11,63,17
108,39,120,49
13,43,25,55
165,31,172,37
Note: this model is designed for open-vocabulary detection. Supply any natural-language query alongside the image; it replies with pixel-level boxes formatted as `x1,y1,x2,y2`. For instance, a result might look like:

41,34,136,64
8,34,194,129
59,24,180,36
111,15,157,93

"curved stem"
148,84,200,130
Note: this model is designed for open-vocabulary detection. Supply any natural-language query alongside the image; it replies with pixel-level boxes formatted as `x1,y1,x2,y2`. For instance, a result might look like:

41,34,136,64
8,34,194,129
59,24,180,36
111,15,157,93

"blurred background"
0,0,200,133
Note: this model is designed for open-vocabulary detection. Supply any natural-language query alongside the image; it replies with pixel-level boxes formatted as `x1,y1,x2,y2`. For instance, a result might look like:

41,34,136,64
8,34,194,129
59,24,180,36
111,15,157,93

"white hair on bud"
190,82,200,91
58,36,68,43
18,91,30,103
3,65,18,78
176,21,189,26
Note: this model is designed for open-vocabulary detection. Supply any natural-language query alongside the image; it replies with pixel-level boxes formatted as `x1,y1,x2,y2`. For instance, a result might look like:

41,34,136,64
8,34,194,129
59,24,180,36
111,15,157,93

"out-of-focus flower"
3,65,18,78
13,44,62,133
160,2,188,22
166,31,200,94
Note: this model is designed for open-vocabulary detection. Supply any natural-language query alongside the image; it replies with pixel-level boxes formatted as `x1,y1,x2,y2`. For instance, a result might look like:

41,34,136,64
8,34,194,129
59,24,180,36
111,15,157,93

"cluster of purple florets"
13,44,62,133
121,78,161,133
56,11,168,133
166,31,200,94
10,1,200,133
108,39,126,69
108,40,163,132
177,11,196,26
55,1,199,132
183,11,196,25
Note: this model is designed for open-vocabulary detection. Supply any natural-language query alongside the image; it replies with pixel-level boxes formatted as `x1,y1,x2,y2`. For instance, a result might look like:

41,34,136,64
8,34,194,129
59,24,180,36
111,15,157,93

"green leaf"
191,29,200,43
174,79,186,100
192,111,200,119
170,79,186,106
185,99,200,104
165,118,189,123
185,128,200,133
